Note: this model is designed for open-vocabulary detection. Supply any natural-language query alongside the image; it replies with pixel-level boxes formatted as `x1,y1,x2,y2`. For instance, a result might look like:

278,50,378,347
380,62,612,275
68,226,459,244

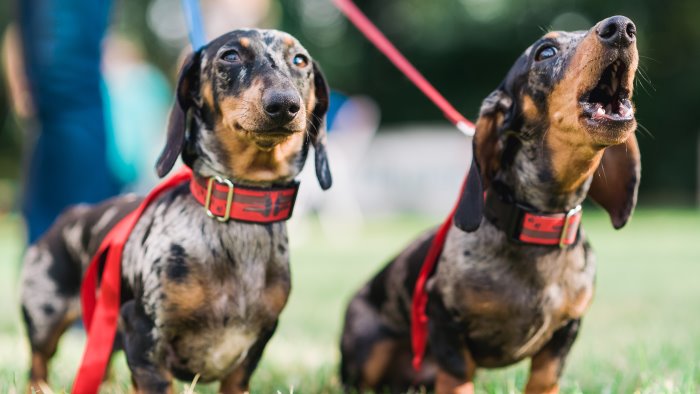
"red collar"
484,191,582,247
189,173,299,223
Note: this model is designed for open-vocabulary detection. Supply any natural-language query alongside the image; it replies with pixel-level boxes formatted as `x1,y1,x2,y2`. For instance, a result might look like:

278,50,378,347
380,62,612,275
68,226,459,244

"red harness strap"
410,204,459,371
74,167,193,393
73,168,299,393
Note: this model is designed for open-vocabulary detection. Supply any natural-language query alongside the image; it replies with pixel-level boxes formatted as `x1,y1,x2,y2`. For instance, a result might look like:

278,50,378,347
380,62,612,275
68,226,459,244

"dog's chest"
121,194,291,380
159,283,266,381
435,223,595,366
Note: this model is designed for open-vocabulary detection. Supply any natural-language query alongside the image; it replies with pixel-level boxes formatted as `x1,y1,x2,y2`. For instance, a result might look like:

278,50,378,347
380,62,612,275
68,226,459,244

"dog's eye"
221,50,241,63
292,54,309,68
535,45,557,61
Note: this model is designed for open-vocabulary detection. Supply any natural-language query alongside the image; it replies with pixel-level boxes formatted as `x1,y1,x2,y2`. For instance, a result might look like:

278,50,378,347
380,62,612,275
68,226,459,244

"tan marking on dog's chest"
262,282,290,316
161,280,208,319
559,283,594,318
160,275,269,380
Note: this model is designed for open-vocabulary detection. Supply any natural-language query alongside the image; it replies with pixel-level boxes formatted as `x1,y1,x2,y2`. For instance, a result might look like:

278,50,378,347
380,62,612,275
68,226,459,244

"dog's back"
340,229,437,391
21,195,141,380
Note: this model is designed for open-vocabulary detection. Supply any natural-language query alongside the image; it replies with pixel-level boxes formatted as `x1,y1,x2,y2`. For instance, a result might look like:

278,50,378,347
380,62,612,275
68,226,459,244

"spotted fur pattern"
341,16,641,393
21,29,330,393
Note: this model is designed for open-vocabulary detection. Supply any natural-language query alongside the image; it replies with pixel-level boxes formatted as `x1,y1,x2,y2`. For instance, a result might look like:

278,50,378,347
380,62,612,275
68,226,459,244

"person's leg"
19,0,119,243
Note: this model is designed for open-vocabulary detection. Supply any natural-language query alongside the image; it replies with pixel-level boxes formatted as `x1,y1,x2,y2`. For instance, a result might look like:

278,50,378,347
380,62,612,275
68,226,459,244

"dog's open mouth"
580,59,634,122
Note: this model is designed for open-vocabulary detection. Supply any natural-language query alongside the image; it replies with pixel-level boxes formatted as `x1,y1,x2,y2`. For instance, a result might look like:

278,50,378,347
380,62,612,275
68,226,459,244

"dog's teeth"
620,105,633,117
595,106,606,117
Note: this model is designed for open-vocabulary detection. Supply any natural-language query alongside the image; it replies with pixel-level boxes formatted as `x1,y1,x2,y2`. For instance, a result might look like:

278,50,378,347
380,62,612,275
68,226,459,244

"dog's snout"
597,16,636,47
262,89,301,124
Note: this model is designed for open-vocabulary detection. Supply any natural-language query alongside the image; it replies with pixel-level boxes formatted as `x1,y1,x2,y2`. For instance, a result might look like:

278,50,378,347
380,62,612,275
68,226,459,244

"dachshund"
340,16,641,394
20,29,331,393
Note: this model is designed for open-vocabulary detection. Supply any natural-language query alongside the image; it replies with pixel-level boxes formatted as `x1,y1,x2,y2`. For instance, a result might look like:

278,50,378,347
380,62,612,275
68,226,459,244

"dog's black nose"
262,89,301,124
597,16,636,47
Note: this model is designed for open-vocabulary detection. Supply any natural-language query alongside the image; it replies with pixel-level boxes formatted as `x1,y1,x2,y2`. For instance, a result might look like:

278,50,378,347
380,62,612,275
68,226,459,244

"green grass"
0,208,699,393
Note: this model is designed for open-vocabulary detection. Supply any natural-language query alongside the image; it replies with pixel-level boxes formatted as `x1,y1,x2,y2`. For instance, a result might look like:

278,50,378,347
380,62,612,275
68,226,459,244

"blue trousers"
19,0,120,243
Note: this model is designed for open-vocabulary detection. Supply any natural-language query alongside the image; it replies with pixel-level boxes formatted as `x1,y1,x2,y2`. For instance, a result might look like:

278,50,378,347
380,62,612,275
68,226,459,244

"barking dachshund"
20,29,331,393
340,16,641,394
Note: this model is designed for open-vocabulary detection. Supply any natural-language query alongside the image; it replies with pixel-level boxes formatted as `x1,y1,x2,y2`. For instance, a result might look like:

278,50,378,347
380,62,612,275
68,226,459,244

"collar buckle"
205,176,234,222
559,205,582,248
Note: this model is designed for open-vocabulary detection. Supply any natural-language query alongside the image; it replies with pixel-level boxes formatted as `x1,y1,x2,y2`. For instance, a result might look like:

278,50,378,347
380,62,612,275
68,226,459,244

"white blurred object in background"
293,95,380,246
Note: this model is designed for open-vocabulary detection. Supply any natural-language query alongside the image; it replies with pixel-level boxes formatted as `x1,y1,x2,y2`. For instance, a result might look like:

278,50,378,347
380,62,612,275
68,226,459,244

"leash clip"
559,205,582,248
205,176,234,222
456,121,476,137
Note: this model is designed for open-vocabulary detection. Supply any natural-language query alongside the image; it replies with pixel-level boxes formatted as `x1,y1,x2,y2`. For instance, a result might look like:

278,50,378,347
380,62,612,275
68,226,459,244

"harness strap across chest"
410,187,583,372
73,167,298,394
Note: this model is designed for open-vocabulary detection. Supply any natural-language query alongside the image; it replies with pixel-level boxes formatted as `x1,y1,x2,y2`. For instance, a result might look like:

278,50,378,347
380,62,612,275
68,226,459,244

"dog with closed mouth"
20,29,331,393
340,16,641,394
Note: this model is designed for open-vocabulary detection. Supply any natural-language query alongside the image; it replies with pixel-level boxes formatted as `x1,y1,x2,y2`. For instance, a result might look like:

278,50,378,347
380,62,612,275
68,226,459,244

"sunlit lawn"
0,208,698,393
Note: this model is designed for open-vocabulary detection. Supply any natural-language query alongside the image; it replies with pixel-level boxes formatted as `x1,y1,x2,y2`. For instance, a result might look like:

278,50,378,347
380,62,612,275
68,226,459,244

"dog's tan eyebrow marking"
283,35,294,47
202,83,215,107
521,93,539,120
544,31,560,39
240,37,250,48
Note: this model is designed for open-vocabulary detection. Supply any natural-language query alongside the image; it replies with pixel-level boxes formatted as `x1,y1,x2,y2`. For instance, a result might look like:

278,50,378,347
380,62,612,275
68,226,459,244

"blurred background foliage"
1,0,699,203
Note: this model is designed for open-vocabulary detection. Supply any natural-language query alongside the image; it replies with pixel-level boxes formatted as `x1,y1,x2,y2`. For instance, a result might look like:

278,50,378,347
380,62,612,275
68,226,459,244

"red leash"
332,0,477,371
73,167,193,394
74,3,476,389
333,0,475,136
409,205,459,370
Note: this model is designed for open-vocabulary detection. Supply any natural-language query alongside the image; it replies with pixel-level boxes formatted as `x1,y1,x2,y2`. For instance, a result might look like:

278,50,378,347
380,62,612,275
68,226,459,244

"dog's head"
156,29,332,190
456,16,641,231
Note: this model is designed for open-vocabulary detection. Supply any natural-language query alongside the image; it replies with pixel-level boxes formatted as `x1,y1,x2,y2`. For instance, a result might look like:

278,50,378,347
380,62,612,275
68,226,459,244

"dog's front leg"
120,300,173,394
427,293,476,394
218,321,278,394
524,319,580,394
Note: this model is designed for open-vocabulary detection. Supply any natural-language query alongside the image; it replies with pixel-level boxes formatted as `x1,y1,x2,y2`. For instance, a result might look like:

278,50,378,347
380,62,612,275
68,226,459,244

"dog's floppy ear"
453,156,485,232
474,87,514,188
309,61,332,190
587,134,641,229
156,51,200,178
453,88,513,232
